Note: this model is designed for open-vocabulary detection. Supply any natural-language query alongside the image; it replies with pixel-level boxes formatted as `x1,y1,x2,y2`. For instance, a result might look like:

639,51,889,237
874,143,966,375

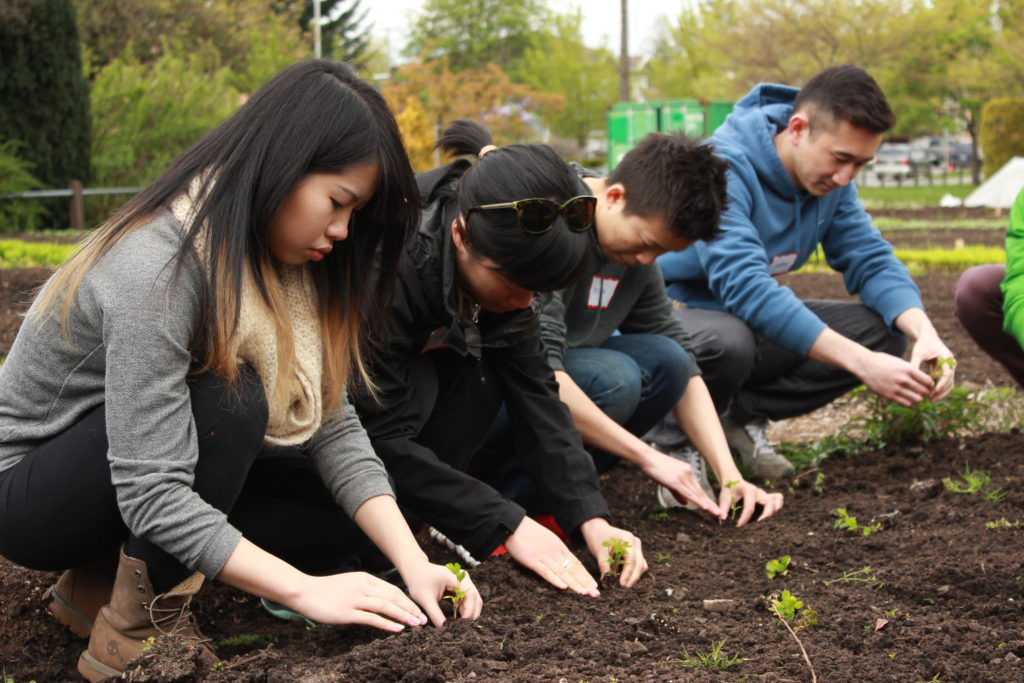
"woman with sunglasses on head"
354,119,647,595
0,61,480,681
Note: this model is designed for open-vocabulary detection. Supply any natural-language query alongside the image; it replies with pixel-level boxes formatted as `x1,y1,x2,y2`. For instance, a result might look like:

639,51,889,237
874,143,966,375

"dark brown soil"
1,248,1022,681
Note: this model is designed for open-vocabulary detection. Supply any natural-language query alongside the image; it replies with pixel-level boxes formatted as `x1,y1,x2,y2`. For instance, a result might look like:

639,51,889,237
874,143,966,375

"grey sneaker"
721,416,795,479
655,445,716,511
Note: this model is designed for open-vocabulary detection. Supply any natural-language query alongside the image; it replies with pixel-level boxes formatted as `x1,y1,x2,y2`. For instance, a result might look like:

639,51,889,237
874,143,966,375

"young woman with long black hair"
0,61,480,681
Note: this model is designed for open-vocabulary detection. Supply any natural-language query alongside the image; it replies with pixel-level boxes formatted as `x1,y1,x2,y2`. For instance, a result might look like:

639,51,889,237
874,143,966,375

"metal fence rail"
0,181,140,230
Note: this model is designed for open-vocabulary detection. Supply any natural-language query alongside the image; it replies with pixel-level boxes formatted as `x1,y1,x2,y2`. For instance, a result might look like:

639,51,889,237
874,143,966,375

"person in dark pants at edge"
478,131,783,524
652,65,957,478
954,187,1024,388
353,119,647,596
0,61,481,682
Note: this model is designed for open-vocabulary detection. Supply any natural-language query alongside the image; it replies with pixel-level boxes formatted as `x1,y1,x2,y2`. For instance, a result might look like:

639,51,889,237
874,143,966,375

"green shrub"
846,386,986,446
980,97,1024,180
0,140,49,233
0,240,78,269
88,45,241,225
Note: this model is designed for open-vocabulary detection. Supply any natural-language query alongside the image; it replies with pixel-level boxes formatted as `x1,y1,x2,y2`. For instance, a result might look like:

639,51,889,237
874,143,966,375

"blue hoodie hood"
657,82,922,355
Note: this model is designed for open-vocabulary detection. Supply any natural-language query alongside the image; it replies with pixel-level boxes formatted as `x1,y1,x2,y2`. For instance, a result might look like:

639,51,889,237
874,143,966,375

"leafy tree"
514,9,617,150
394,95,437,172
383,56,557,147
646,0,933,109
404,0,550,72
275,0,372,65
0,139,49,232
76,0,306,91
980,98,1024,178
88,47,240,222
0,0,90,227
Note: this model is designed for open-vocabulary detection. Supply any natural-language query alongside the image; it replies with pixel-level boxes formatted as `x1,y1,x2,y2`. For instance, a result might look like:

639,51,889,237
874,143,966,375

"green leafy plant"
444,562,468,617
846,386,986,446
602,537,631,574
924,356,957,380
765,555,791,579
676,638,744,669
655,552,671,566
943,464,991,494
770,590,803,622
812,472,826,496
833,508,882,536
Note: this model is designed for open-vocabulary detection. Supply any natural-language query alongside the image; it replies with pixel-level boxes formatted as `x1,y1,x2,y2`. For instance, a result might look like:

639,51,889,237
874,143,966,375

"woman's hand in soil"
579,518,648,588
290,572,429,632
719,480,784,527
404,561,483,626
505,516,601,597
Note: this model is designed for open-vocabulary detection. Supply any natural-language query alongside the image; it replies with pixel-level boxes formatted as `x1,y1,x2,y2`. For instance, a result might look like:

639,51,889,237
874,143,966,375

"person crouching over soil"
0,60,481,682
353,120,648,595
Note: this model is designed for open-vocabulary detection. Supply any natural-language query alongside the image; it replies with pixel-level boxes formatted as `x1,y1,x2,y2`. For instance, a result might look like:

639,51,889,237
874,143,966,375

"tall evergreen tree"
0,0,91,207
276,0,372,65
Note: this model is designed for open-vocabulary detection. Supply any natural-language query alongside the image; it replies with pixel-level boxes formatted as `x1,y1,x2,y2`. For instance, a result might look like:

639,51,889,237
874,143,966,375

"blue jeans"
474,334,690,511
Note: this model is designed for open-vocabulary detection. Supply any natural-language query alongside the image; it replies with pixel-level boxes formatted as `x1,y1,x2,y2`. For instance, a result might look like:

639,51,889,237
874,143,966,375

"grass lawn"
858,182,977,209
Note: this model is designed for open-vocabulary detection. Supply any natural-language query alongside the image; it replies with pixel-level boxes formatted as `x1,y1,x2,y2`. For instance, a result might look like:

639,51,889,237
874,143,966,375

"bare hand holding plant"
580,518,648,587
401,560,482,626
718,478,784,526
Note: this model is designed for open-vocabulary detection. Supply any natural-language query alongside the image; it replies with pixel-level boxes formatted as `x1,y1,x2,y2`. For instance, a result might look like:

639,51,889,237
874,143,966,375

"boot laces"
743,419,777,460
147,592,211,646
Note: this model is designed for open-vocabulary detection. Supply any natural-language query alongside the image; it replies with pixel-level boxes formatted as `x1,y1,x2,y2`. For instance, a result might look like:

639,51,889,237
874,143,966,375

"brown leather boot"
77,546,219,682
46,553,117,638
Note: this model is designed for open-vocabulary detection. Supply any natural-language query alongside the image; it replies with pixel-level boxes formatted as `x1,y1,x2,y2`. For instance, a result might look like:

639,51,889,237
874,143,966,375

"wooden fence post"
69,180,85,231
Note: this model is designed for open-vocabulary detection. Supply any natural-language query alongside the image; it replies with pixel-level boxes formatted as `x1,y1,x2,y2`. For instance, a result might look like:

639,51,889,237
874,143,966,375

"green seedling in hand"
765,555,791,579
924,356,957,380
444,562,468,617
602,537,631,574
833,507,881,536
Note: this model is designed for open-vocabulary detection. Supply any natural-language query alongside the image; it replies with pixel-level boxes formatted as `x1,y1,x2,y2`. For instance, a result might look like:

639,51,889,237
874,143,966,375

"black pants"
0,367,372,593
672,300,907,422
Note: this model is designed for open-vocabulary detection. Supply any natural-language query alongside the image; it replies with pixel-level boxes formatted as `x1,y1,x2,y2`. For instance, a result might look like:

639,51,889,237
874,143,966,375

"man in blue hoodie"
655,65,956,477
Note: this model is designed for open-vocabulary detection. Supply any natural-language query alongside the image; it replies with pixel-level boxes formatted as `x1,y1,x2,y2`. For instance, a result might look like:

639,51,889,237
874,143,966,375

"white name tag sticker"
769,252,798,276
587,275,620,309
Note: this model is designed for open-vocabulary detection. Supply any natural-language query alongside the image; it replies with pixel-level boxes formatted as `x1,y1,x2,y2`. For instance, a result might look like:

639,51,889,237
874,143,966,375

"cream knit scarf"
170,184,324,446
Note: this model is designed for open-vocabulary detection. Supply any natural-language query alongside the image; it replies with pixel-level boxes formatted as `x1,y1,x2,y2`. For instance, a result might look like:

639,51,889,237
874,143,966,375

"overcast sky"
364,0,683,62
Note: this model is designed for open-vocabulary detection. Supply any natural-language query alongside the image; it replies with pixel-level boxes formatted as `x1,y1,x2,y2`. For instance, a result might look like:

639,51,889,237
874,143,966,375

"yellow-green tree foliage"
394,96,436,173
980,98,1024,178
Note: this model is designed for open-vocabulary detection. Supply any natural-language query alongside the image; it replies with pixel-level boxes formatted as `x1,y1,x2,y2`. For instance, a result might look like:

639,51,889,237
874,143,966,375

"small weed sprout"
985,518,1021,529
648,505,670,522
656,552,671,566
833,507,881,536
925,356,957,380
602,537,631,574
140,636,157,652
812,472,826,496
676,639,744,669
943,464,991,494
765,555,791,579
724,480,742,518
444,562,468,617
823,566,884,588
984,488,1007,505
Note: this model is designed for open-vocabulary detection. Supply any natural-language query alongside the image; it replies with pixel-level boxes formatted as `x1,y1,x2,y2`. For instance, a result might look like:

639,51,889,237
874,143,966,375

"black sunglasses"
466,195,597,234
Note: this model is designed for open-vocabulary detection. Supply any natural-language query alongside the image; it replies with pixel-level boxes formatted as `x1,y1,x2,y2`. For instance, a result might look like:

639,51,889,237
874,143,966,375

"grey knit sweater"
0,212,393,578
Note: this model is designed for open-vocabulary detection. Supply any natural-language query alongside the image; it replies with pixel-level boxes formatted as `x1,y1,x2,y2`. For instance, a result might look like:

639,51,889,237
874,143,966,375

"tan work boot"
46,553,117,638
77,546,218,682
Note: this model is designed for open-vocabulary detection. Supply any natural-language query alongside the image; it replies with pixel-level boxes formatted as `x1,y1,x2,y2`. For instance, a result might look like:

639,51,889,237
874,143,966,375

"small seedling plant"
925,356,957,380
765,555,791,579
444,562,468,618
943,464,991,494
833,507,881,536
676,638,744,669
602,537,631,574
770,590,818,631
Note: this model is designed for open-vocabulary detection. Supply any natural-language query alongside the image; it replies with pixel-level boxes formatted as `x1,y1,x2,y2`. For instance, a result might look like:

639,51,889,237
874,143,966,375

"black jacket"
354,161,610,559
